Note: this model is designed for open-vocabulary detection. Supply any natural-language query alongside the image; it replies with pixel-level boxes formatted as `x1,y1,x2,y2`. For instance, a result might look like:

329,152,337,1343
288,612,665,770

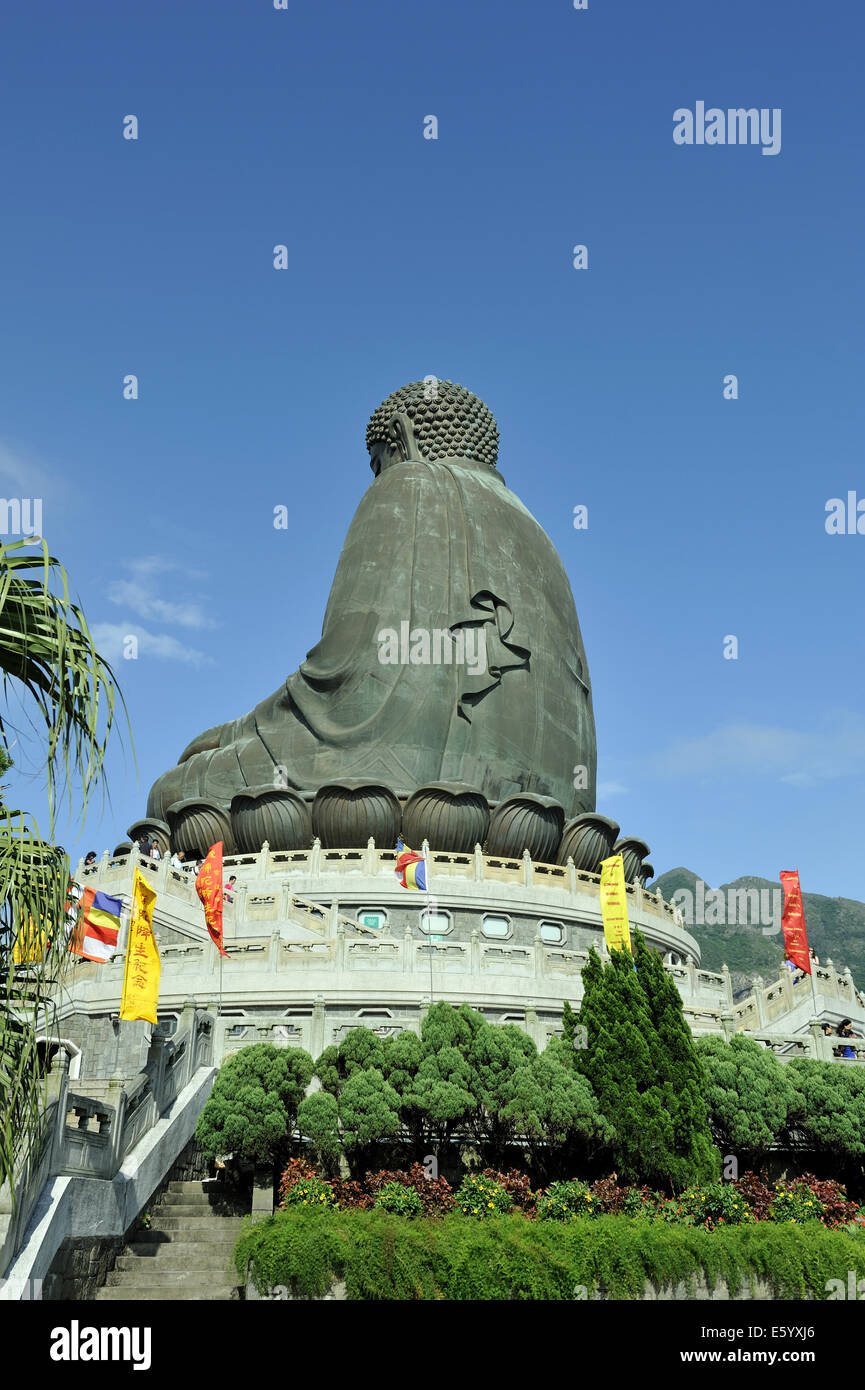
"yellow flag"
13,918,47,964
120,868,160,1023
599,854,632,954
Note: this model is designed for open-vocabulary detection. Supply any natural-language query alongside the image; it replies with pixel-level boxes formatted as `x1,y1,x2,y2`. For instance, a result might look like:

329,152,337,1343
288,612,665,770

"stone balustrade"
76,841,684,931
0,1008,214,1279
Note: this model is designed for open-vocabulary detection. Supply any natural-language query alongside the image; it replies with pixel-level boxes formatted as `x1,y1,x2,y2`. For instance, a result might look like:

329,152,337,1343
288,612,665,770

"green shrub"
235,1208,865,1301
536,1179,596,1221
374,1181,423,1218
454,1172,512,1217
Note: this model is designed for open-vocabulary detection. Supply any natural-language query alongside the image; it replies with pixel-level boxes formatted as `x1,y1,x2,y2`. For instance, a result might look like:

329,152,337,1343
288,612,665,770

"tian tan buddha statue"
143,380,604,861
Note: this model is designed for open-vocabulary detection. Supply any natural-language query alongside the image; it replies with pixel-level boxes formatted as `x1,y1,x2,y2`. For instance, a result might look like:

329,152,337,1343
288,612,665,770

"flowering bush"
278,1156,319,1207
658,1183,755,1230
366,1165,455,1217
734,1173,861,1230
620,1186,660,1219
768,1183,824,1225
374,1181,424,1218
588,1175,630,1214
454,1172,512,1217
479,1169,536,1215
536,1179,596,1221
277,1161,865,1230
731,1172,774,1221
282,1177,336,1209
329,1178,374,1210
777,1175,861,1230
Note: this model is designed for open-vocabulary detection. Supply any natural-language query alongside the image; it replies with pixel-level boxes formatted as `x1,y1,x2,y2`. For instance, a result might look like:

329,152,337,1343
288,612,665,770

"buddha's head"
366,379,500,477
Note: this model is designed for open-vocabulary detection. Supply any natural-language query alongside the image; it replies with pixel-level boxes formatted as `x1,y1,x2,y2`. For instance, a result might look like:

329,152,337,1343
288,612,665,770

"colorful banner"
599,854,632,954
195,841,229,956
779,870,811,975
69,887,122,963
395,838,428,891
120,868,161,1023
13,878,83,963
13,919,47,964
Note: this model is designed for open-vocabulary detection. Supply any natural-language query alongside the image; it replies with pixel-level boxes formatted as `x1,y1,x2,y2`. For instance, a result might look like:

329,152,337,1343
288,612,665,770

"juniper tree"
195,1042,314,1164
786,1057,865,1158
296,1091,341,1175
696,1034,797,1162
574,933,718,1190
338,1068,402,1174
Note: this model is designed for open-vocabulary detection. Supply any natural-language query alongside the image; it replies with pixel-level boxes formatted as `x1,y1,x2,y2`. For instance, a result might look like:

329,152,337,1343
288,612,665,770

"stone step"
95,1286,238,1301
168,1180,224,1193
115,1251,237,1272
151,1203,248,1219
159,1191,247,1210
134,1224,246,1244
148,1217,248,1239
105,1268,240,1288
122,1245,240,1267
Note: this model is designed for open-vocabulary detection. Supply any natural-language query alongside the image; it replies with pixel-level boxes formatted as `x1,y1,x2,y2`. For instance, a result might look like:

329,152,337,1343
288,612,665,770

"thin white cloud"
647,714,865,784
107,578,217,630
127,555,208,583
92,623,214,667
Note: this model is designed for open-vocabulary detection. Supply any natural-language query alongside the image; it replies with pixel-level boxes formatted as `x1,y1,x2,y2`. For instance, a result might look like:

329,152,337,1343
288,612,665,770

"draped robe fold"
146,458,596,820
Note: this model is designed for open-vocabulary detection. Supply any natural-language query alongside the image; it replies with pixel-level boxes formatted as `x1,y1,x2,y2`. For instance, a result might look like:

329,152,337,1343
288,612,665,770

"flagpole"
423,841,434,1006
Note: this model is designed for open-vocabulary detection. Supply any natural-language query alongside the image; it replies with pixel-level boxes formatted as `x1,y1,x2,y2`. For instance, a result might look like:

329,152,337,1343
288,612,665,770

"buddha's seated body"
145,380,597,822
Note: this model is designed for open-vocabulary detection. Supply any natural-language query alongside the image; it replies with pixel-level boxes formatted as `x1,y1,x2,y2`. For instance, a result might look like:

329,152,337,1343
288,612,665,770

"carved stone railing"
0,1008,214,1277
0,1097,60,1281
716,1013,865,1064
75,841,685,930
730,959,865,1031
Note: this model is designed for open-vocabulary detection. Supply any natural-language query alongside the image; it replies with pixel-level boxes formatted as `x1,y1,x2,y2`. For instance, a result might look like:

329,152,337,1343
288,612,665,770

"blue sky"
1,0,863,899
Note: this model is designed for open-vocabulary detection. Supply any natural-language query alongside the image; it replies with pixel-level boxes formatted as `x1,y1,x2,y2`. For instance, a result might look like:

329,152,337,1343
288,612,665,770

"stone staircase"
95,1181,248,1301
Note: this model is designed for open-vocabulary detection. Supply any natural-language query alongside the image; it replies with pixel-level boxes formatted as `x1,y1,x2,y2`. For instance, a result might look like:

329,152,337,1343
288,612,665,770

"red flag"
196,842,229,957
779,870,811,975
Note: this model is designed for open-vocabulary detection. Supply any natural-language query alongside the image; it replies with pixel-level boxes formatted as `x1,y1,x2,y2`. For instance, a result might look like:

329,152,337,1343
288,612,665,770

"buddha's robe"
146,458,596,819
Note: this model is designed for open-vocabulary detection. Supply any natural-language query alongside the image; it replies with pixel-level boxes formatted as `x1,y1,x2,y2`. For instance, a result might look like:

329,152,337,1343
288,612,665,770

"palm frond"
0,538,131,832
0,539,131,1194
0,809,73,1190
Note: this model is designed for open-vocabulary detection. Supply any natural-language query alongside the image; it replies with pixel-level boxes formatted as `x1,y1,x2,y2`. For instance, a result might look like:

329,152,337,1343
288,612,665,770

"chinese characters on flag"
120,868,161,1024
196,841,229,957
599,853,633,954
779,869,811,975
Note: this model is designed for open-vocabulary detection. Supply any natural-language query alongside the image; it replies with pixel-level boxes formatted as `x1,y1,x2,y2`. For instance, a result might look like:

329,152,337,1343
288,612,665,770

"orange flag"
779,870,811,975
196,842,229,957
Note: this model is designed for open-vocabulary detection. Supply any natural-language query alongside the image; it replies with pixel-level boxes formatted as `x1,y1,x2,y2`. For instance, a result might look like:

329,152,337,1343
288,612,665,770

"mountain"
651,867,865,999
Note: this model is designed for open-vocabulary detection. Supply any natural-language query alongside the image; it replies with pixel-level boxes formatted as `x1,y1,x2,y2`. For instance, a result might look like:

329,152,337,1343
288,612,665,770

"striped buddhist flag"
69,887,122,963
395,838,427,891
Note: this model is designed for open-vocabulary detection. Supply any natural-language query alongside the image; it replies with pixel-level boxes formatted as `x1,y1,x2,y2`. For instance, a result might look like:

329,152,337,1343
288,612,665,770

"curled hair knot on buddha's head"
366,380,499,469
